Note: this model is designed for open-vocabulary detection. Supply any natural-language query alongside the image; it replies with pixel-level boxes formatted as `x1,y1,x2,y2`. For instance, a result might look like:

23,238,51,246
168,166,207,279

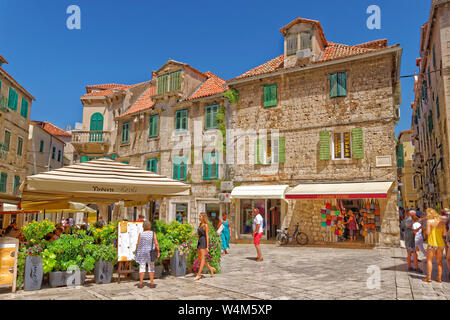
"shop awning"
285,181,393,199
230,185,289,199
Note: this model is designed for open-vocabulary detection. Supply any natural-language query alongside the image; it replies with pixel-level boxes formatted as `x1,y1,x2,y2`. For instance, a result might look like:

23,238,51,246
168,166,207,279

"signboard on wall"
117,221,143,262
0,237,19,292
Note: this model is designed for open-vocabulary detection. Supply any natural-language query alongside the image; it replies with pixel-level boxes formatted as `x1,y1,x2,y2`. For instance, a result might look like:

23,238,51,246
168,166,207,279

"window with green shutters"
20,98,28,118
157,74,169,94
147,158,157,173
428,111,433,133
122,122,130,143
300,31,312,50
255,137,286,164
39,140,44,153
13,175,20,193
52,147,56,159
287,34,298,56
3,130,10,151
58,150,61,162
175,109,188,132
17,137,23,156
351,128,364,159
169,71,181,91
149,114,159,138
173,156,187,181
330,72,347,98
8,88,18,110
432,45,436,68
205,104,219,130
436,96,440,119
263,84,277,108
0,172,7,193
203,152,218,180
397,143,404,168
319,131,331,160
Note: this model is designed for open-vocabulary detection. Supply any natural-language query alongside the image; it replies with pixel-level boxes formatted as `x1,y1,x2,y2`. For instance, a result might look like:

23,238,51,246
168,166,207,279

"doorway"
205,203,220,229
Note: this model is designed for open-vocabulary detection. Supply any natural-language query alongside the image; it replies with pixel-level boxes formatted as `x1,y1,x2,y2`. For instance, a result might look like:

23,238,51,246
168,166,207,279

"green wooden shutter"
212,105,218,128
0,172,7,193
330,74,337,98
351,128,364,159
263,85,277,107
181,156,187,180
436,97,440,119
58,150,61,162
432,45,436,68
122,122,129,143
17,137,23,156
8,88,17,110
337,72,347,97
20,98,28,118
211,152,218,178
397,143,404,168
52,147,56,159
278,136,286,163
428,111,433,132
181,109,188,130
39,140,44,152
203,153,209,179
205,106,211,130
13,175,20,193
319,131,330,160
4,131,10,150
170,71,181,91
149,114,159,137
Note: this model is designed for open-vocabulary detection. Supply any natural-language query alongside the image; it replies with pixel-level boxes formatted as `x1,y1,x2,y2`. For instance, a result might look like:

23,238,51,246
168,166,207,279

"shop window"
175,203,188,224
240,199,266,235
205,203,220,228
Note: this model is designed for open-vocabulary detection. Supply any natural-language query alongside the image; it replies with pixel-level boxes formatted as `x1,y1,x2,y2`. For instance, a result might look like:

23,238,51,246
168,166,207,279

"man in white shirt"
252,208,264,262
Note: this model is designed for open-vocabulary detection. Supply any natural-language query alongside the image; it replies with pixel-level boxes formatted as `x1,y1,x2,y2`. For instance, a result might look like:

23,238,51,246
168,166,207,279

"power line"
400,68,441,79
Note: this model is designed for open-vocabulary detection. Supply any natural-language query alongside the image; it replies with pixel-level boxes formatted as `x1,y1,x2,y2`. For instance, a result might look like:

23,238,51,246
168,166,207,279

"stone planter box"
94,259,113,284
49,270,86,288
170,250,187,277
24,256,43,291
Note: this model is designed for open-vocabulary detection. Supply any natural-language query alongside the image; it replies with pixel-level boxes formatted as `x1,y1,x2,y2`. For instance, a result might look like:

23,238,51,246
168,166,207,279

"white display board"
117,221,143,262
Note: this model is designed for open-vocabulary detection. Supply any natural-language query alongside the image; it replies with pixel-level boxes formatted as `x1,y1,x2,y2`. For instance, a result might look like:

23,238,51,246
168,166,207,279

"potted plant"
170,242,189,277
93,243,117,284
156,232,174,277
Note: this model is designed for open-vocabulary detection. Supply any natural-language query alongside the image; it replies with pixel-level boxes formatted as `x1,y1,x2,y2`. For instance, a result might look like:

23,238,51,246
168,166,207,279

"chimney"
151,71,156,79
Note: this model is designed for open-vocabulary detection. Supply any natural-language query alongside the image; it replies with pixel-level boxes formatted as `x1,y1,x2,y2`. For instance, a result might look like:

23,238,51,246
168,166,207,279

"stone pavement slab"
0,244,448,300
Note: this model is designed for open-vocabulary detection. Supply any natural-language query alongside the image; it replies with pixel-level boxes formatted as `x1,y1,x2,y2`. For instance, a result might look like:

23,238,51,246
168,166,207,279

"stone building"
412,0,450,210
0,53,35,228
113,60,227,225
397,129,418,209
226,17,403,246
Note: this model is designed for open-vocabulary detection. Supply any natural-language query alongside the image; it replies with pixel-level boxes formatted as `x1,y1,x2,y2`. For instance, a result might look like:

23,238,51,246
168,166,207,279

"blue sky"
0,0,429,135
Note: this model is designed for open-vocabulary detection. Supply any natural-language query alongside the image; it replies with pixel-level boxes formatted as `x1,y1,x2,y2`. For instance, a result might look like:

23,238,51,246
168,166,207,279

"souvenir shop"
230,185,288,240
285,181,394,245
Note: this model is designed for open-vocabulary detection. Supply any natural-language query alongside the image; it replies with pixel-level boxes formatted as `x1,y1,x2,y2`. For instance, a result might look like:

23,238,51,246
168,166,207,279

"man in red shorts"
252,208,264,262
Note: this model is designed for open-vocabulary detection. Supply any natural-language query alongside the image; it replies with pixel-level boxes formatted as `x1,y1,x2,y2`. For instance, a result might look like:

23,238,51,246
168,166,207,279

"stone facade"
0,54,35,228
397,130,418,209
412,0,450,210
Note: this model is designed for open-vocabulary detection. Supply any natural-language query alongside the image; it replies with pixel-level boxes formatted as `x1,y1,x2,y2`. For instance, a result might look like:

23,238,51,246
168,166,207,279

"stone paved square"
0,244,449,300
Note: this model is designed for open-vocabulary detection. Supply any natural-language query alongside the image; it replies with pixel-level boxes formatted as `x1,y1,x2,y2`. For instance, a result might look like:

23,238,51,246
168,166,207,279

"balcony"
71,130,112,154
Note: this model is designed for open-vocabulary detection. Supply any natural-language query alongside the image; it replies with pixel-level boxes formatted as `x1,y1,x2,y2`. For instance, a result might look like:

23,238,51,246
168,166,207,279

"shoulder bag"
150,231,158,262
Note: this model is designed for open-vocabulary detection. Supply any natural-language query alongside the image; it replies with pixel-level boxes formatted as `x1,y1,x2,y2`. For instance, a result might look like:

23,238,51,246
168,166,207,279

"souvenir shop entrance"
285,181,393,245
239,199,282,240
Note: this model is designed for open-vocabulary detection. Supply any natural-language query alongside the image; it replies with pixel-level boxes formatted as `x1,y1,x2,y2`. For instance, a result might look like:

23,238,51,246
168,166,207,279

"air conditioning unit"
296,48,312,59
218,193,231,203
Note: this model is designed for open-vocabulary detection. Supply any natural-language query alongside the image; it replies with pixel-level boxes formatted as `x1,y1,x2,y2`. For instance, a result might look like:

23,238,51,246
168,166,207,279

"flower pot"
24,256,43,291
94,259,113,284
49,271,66,288
65,270,86,286
170,250,187,277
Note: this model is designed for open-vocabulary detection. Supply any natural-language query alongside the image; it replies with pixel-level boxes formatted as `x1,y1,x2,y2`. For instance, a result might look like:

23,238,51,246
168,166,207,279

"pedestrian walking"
402,210,418,271
412,215,424,272
135,221,159,289
346,210,357,242
217,212,231,255
252,208,264,262
194,213,216,280
422,208,447,283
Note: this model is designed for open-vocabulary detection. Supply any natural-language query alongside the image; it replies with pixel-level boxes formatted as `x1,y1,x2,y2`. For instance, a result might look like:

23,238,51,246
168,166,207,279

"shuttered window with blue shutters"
147,158,157,173
173,156,187,181
149,114,159,138
20,98,28,118
0,172,7,193
8,88,18,110
330,72,347,98
203,152,218,180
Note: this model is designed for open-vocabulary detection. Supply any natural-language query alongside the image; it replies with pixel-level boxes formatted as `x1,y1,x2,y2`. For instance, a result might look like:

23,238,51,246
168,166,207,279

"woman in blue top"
217,212,231,255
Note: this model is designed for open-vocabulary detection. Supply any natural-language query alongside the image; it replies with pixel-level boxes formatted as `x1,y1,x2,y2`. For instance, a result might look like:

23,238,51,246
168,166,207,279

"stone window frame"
330,131,352,160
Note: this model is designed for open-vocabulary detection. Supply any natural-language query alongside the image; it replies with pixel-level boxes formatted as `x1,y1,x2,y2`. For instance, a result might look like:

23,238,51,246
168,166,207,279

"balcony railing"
71,131,111,144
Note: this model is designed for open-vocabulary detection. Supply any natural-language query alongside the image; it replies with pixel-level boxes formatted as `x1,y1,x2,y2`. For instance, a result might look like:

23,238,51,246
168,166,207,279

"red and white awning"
285,181,393,199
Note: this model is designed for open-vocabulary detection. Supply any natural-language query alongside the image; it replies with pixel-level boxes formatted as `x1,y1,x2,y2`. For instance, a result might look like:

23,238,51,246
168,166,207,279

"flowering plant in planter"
89,221,117,245
21,220,55,244
16,243,46,289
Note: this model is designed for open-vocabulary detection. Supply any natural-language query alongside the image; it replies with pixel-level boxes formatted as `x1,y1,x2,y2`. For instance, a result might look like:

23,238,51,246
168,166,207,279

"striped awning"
20,158,190,206
285,181,393,199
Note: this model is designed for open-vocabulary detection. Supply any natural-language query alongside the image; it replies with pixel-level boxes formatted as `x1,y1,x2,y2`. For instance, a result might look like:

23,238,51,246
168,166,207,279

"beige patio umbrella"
19,158,190,208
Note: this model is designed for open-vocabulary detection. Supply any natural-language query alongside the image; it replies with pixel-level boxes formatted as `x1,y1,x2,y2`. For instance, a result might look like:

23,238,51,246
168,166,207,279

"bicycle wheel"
275,233,284,246
296,232,308,245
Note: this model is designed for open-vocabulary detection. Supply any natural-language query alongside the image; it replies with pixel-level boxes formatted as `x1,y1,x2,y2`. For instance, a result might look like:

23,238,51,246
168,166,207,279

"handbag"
217,224,224,235
150,231,158,262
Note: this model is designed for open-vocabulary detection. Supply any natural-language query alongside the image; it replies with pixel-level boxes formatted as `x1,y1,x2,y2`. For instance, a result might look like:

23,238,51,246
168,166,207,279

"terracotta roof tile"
185,72,228,101
232,39,392,81
32,121,71,137
117,85,156,118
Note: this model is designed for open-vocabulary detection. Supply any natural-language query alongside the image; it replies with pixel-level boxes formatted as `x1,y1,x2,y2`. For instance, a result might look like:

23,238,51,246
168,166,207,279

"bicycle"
276,223,308,246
